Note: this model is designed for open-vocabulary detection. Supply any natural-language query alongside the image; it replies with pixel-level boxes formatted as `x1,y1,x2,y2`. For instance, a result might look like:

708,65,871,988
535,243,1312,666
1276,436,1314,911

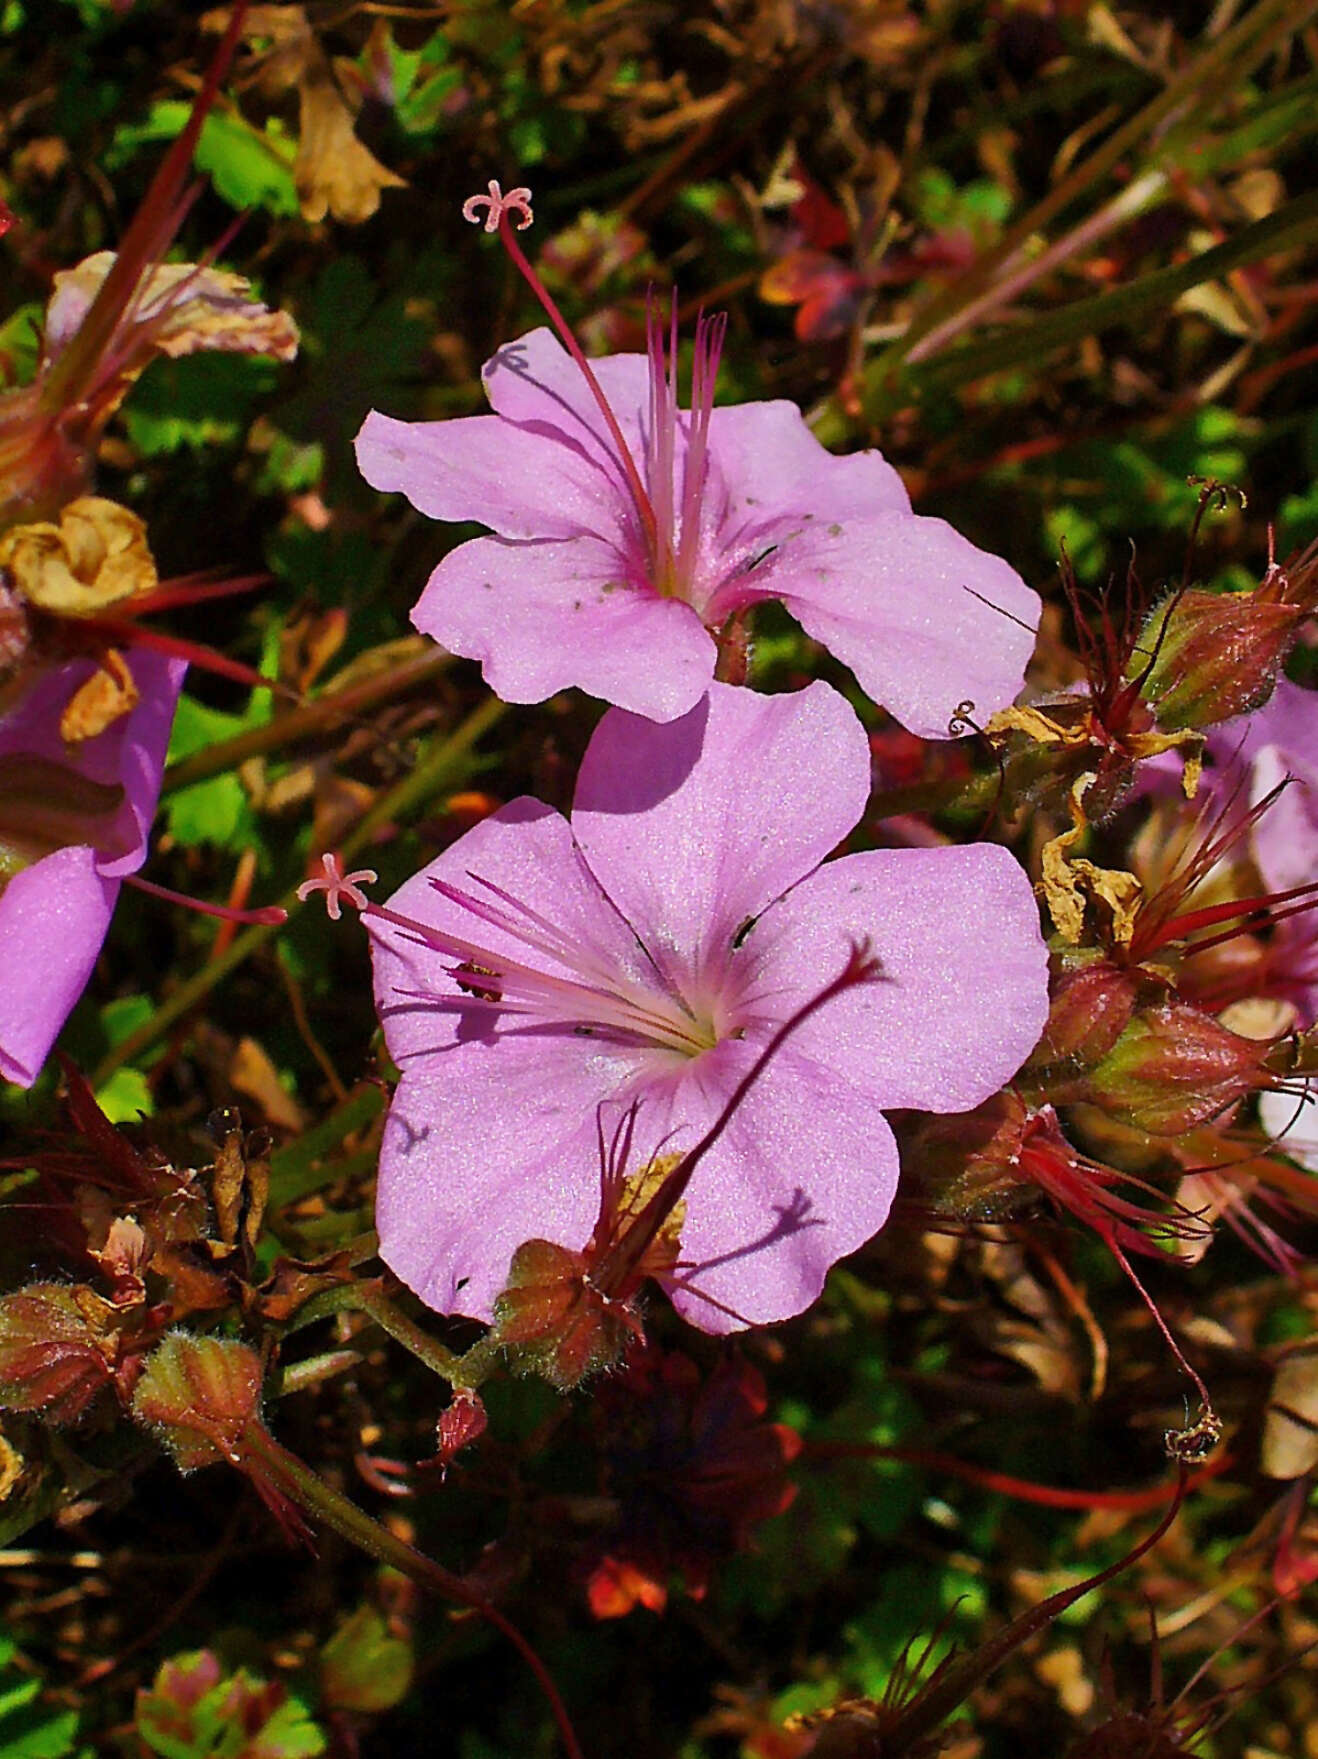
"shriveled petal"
370,797,658,1066
0,847,115,1087
355,409,627,544
480,327,650,475
572,681,870,988
759,511,1038,739
413,535,716,721
376,1036,621,1319
707,401,910,526
743,843,1048,1112
615,1037,901,1331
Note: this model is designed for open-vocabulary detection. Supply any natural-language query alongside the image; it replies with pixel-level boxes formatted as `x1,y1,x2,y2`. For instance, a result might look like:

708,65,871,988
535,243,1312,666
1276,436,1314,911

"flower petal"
413,534,716,721
744,842,1048,1112
572,681,870,988
0,846,115,1087
708,401,910,524
355,409,626,544
376,1037,618,1319
371,797,663,1062
615,1037,901,1332
760,511,1039,738
481,327,650,473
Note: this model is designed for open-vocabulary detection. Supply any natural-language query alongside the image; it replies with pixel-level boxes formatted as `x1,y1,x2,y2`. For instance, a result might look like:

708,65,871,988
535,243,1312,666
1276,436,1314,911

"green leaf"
107,101,298,216
0,1642,78,1759
163,691,269,853
136,1653,326,1759
94,1066,152,1123
123,353,278,457
320,1606,413,1714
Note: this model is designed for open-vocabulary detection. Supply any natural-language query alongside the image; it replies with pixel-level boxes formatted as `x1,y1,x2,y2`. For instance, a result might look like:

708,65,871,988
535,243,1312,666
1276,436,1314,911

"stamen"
677,308,726,593
297,852,377,921
464,177,660,560
124,871,287,926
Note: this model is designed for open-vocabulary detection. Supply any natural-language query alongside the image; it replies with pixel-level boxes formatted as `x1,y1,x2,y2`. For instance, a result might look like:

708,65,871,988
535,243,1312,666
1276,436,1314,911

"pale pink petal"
354,409,626,544
707,401,910,524
376,1037,619,1319
759,512,1038,739
480,327,649,471
613,1036,901,1332
413,535,716,721
0,847,115,1087
572,681,870,986
371,798,667,1066
743,843,1048,1112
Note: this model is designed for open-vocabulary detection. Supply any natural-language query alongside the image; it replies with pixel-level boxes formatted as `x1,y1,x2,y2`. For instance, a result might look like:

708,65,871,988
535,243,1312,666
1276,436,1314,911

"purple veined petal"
760,510,1039,739
613,1035,901,1332
707,401,910,530
745,842,1049,1113
376,1035,626,1320
0,846,116,1086
413,533,717,722
369,797,662,1066
572,680,871,990
480,327,651,478
354,409,628,545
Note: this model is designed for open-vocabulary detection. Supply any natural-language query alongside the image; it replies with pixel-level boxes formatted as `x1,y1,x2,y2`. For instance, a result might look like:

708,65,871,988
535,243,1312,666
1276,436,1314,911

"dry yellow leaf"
0,496,156,616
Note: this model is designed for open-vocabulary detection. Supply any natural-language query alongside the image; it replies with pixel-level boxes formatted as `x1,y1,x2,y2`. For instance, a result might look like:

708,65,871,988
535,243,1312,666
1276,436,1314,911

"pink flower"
355,319,1040,734
366,682,1048,1330
0,648,184,1086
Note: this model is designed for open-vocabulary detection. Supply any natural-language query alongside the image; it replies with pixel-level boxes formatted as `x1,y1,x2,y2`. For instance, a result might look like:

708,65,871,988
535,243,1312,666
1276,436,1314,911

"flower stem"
243,1427,584,1759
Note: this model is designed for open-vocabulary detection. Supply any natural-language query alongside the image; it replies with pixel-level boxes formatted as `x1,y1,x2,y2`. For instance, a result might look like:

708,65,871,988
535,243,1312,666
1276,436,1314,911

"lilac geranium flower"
359,681,1048,1331
357,285,1039,733
0,647,184,1086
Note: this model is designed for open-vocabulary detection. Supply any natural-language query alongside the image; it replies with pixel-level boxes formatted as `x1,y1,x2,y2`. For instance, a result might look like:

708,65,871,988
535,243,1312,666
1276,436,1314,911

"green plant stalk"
882,0,1316,371
90,693,508,1087
163,644,453,793
242,1427,584,1759
279,1278,505,1390
910,188,1318,395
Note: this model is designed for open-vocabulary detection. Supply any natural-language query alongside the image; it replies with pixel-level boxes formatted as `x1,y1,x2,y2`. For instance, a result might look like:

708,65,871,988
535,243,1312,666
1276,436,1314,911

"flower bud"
434,1388,487,1471
1018,955,1141,1099
491,1240,632,1392
1080,999,1276,1134
131,1332,262,1470
0,1283,119,1424
1137,586,1305,733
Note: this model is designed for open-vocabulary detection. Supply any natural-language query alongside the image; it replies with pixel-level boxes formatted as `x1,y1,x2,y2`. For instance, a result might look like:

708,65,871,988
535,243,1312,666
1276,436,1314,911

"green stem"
877,0,1316,375
163,644,452,793
280,1278,504,1391
91,694,508,1087
353,1282,463,1380
913,189,1318,396
243,1428,584,1759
